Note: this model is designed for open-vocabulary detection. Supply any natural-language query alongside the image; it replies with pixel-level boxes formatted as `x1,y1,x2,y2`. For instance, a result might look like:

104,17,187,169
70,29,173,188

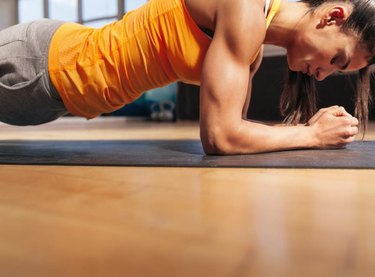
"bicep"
199,38,252,153
200,39,250,125
200,4,266,129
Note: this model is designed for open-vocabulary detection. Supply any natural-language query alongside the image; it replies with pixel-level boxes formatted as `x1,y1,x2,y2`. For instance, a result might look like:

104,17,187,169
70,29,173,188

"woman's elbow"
201,129,235,155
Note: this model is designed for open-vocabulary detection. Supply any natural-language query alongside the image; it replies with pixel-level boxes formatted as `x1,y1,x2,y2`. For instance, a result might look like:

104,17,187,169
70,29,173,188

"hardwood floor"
0,117,375,277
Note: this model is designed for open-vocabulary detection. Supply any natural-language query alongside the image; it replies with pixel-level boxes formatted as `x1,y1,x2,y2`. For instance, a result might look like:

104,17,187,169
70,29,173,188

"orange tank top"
48,0,281,119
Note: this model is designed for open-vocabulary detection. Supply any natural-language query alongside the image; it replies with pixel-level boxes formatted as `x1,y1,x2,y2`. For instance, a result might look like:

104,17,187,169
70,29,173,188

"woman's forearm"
201,106,358,155
201,120,315,155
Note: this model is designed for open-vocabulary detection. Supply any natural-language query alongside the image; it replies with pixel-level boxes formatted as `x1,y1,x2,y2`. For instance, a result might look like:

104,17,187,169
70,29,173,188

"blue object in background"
112,83,177,119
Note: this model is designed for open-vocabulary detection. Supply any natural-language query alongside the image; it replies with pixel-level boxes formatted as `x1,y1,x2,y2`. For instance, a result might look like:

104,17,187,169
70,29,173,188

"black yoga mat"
0,140,374,169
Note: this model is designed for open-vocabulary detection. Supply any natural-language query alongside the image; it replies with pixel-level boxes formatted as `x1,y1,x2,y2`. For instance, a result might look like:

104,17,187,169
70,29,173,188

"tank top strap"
265,0,281,29
251,0,281,64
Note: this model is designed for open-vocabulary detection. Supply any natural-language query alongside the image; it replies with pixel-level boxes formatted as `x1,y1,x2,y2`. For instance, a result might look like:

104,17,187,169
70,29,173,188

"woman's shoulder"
186,0,268,64
214,0,267,57
185,0,266,34
214,0,267,44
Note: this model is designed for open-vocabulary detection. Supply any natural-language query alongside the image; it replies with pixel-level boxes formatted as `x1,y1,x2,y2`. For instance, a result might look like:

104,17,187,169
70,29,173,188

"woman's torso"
48,0,277,119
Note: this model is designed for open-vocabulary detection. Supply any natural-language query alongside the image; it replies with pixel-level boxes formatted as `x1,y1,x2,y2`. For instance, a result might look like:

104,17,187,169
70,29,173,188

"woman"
0,0,373,154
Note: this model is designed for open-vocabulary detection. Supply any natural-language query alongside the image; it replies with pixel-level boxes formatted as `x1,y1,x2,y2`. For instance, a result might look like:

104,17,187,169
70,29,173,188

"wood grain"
0,118,375,277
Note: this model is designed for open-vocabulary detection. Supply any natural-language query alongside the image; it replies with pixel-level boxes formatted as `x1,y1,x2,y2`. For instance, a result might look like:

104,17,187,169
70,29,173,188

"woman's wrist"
304,124,319,149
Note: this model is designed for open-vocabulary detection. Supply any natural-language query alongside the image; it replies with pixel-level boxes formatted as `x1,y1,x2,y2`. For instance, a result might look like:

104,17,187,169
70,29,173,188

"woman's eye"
330,56,337,65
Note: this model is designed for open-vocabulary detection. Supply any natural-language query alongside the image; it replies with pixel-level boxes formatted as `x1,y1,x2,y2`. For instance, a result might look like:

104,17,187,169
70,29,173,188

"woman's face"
286,5,371,81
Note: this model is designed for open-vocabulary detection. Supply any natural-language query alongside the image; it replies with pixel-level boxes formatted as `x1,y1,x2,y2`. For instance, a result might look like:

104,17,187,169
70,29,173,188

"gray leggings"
0,19,68,126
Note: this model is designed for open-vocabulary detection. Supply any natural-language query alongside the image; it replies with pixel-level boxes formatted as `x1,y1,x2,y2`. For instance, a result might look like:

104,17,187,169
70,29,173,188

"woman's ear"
320,6,349,27
329,6,347,22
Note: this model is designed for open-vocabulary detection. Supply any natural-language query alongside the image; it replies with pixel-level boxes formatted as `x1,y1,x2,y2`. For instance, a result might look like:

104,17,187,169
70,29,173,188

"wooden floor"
1,117,375,277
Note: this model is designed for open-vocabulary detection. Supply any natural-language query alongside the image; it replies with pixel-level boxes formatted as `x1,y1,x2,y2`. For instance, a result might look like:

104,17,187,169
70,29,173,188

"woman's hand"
308,106,359,149
306,105,353,126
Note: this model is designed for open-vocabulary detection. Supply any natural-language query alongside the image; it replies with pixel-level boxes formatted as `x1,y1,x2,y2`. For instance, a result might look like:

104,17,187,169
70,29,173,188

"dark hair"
281,0,375,133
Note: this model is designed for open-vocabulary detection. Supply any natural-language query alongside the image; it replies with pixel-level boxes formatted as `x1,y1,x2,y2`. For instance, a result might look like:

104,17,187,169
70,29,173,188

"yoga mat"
0,140,374,169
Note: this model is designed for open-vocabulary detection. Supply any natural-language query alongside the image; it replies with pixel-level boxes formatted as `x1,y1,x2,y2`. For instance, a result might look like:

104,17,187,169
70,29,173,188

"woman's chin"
287,65,299,72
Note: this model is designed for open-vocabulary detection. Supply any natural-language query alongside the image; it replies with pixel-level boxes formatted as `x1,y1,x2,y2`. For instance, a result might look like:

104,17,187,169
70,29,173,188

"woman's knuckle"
343,117,352,125
343,130,351,137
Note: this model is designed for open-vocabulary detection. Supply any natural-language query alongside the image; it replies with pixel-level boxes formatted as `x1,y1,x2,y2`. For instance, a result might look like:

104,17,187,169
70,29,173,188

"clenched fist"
307,106,359,149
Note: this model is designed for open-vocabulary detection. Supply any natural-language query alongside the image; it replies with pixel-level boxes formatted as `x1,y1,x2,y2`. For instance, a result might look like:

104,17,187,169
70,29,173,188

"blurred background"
0,0,371,122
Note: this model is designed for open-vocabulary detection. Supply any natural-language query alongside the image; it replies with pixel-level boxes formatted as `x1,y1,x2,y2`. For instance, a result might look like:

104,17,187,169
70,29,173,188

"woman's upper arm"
200,0,266,139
